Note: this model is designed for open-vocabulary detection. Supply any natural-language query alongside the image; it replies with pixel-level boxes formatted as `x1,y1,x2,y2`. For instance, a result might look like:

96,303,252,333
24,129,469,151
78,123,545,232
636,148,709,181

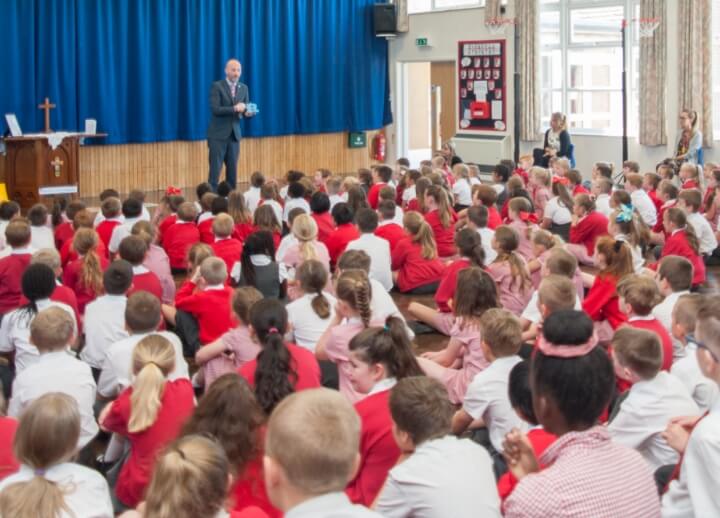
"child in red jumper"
0,220,33,315
95,197,123,254
651,207,706,287
566,169,589,195
345,316,425,506
567,193,610,264
391,212,446,294
375,200,406,249
409,228,485,336
367,165,392,210
162,202,200,273
62,228,108,314
197,192,218,245
424,185,458,258
252,205,282,251
53,201,85,251
60,210,108,267
310,191,336,247
228,191,254,242
679,162,701,190
210,213,243,281
119,235,163,301
643,172,664,213
326,203,360,267
156,191,184,243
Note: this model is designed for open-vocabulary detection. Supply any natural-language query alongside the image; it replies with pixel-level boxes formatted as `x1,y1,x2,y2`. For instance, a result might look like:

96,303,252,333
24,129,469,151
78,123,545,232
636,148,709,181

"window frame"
540,0,639,137
408,0,485,15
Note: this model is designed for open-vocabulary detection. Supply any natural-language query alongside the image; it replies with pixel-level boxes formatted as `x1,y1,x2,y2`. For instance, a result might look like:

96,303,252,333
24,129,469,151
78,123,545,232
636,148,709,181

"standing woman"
533,112,572,168
674,109,703,165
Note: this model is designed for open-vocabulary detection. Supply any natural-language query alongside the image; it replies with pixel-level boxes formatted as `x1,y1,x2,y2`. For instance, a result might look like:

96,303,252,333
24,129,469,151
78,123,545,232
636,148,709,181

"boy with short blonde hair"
210,213,242,278
0,219,33,315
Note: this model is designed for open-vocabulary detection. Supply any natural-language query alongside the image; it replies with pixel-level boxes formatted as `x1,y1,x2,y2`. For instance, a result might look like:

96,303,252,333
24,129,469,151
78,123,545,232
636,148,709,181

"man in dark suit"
207,59,254,190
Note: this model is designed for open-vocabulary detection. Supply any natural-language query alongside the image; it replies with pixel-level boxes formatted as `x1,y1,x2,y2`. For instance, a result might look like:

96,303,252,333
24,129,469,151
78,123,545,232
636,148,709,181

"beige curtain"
517,0,540,141
485,0,502,24
678,0,712,147
638,0,666,146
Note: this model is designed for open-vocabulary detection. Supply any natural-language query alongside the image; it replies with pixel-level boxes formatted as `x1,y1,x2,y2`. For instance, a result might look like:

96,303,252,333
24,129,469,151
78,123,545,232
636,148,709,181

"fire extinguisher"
372,131,386,162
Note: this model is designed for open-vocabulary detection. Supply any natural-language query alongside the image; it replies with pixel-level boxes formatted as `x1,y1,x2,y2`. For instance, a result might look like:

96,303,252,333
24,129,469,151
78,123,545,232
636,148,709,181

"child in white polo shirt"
652,255,693,356
346,208,392,292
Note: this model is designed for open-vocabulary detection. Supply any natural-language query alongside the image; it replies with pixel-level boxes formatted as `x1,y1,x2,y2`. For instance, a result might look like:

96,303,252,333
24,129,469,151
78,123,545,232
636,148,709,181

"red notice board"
457,40,506,132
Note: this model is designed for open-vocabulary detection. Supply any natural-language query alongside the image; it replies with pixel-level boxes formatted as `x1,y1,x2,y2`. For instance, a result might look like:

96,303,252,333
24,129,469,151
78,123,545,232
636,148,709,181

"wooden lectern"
4,133,105,209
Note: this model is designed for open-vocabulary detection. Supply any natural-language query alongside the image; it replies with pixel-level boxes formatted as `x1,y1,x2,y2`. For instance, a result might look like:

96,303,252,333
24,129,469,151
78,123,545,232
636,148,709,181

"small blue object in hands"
246,103,258,115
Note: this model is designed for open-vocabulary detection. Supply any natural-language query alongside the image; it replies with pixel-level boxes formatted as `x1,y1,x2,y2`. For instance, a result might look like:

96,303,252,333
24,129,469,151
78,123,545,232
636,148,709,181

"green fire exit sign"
348,132,366,148
416,37,429,47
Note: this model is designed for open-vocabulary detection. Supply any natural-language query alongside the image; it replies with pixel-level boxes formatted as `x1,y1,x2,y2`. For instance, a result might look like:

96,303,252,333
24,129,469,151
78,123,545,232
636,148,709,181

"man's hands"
234,102,246,113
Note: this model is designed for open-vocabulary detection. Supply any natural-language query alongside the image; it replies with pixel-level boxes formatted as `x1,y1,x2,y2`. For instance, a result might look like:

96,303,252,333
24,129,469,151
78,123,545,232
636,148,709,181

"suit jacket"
207,79,249,141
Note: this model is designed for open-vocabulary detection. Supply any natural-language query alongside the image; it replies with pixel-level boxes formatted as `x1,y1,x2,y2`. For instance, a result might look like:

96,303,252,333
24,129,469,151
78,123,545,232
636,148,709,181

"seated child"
0,219,33,315
119,235,163,301
109,198,145,255
0,394,112,516
423,186,458,258
607,206,648,273
60,209,108,267
0,200,20,253
391,212,446,294
283,182,310,224
228,190,254,242
528,167,551,222
345,318,424,506
346,208,392,292
99,335,195,510
592,177,614,217
670,294,719,412
96,197,123,251
653,255,693,355
486,226,533,316
567,193,609,263
466,205,497,263
132,220,175,304
25,249,80,324
566,169,589,195
625,173,658,228
526,229,562,289
541,177,573,242
195,287,263,389
259,184,283,226
452,308,526,464
0,393,19,481
520,274,581,344
678,188,717,256
156,192,184,243
379,186,404,227
237,231,280,299
326,203,360,267
374,200,407,250
374,377,501,518
253,204,282,251
278,214,330,299
53,200,85,251
210,213,243,280
287,260,337,352
616,274,674,371
81,260,133,378
62,229,108,313
506,197,538,261
608,327,699,471
644,171,664,213
679,162,701,190
503,310,660,517
161,201,200,273
8,307,97,449
451,163,473,211
244,171,265,213
27,203,54,250
310,192,336,247
368,165,393,209
653,207,706,287
197,191,218,244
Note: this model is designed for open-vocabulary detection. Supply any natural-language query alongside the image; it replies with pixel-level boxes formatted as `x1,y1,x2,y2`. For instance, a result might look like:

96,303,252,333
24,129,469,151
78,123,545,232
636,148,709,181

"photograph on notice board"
457,40,506,132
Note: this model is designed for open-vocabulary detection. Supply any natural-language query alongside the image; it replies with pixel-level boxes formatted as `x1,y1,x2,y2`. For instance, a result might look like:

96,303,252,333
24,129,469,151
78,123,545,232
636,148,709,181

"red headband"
536,332,599,358
552,176,570,186
165,186,182,196
519,211,539,224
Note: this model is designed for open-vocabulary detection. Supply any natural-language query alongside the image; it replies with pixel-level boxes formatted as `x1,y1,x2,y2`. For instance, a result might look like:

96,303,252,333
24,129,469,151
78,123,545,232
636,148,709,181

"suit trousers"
208,134,239,190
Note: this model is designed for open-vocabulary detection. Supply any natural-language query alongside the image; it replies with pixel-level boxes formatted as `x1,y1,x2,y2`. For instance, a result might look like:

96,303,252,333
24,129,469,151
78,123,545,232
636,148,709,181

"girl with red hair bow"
507,197,538,261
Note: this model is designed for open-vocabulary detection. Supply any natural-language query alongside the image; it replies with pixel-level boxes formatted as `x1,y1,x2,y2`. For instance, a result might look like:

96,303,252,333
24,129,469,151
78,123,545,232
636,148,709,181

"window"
712,0,720,137
408,0,483,14
540,0,639,136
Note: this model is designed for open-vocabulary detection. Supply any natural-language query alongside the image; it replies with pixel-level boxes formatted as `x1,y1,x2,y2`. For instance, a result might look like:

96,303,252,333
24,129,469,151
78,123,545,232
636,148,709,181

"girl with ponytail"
652,207,706,287
239,298,320,414
417,267,499,404
424,184,458,257
287,259,337,351
100,335,195,510
487,225,533,316
0,393,113,518
346,316,424,506
62,227,108,313
391,211,446,294
507,196,539,260
278,213,330,301
316,270,377,402
408,228,486,336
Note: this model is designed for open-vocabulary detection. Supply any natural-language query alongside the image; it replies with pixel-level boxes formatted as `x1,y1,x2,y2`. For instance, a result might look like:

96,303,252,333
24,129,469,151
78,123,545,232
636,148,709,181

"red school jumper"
211,238,244,277
61,238,108,267
346,389,400,506
162,222,200,270
0,252,32,314
581,274,628,330
62,255,110,313
54,221,74,250
102,378,195,508
232,221,256,242
326,223,361,266
497,427,556,503
487,205,502,230
0,417,19,481
391,237,446,292
569,211,609,256
312,212,336,248
654,228,706,286
626,317,673,371
96,219,122,253
198,217,216,245
367,182,387,210
424,209,458,257
128,270,164,301
434,258,471,313
239,343,321,391
175,282,234,344
374,222,407,250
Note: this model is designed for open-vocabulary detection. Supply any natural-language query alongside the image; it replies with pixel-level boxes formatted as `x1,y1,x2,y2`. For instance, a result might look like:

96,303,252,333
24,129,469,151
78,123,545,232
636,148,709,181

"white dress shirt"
31,225,56,250
283,197,311,223
521,291,582,324
108,216,142,254
609,371,699,471
287,292,337,351
329,194,344,211
346,233,393,291
94,206,150,227
9,350,98,448
0,462,113,518
0,299,77,373
671,343,719,413
402,185,416,206
662,397,720,518
97,331,189,398
393,205,405,227
630,189,658,227
476,227,497,263
452,178,473,206
286,492,383,518
374,435,502,518
652,290,691,360
687,212,718,255
595,193,612,218
543,197,572,225
81,294,130,369
463,355,526,452
244,186,261,214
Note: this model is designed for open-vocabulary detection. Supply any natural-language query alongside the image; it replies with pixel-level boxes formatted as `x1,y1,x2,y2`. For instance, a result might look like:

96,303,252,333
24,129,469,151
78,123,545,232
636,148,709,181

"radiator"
451,134,512,173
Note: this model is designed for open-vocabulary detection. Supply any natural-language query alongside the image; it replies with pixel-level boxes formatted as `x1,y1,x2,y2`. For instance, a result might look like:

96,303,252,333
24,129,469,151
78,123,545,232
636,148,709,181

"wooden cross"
38,97,56,133
50,157,64,178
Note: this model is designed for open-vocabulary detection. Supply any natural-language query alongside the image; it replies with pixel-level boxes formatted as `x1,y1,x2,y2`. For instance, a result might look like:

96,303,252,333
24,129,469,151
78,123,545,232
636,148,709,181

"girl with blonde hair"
100,335,195,511
391,211,446,294
0,393,113,518
487,225,533,315
278,213,330,300
62,227,108,313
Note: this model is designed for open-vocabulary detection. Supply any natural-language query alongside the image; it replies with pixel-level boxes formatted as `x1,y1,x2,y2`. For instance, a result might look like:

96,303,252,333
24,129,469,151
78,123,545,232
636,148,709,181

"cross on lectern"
38,97,56,133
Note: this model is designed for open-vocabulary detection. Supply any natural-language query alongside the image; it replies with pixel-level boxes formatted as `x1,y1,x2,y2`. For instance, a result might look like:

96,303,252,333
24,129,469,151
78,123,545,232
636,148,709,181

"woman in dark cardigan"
533,112,572,167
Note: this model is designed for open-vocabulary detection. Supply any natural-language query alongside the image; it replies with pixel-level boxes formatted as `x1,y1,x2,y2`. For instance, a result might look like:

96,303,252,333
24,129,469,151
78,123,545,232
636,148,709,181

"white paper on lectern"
84,119,97,134
39,185,79,196
5,114,22,136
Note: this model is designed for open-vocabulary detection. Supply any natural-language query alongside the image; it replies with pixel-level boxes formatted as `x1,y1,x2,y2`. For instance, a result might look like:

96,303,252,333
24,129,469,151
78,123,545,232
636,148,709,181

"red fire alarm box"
470,101,490,119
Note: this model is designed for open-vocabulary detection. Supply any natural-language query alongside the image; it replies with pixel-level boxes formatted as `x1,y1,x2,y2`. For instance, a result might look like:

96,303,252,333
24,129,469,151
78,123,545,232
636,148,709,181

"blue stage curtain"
1,0,392,144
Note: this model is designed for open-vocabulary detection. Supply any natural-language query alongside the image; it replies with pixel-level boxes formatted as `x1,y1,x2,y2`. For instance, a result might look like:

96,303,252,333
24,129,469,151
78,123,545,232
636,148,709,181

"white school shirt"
615,233,645,273
94,205,150,227
476,227,497,263
368,278,415,341
97,331,189,398
31,225,56,250
346,234,393,291
0,299,77,373
80,294,130,369
595,193,612,218
9,351,98,448
608,371,699,471
521,290,582,324
661,397,720,518
402,185,416,205
687,212,718,255
463,355,526,452
197,210,213,224
244,186,262,214
285,492,383,518
652,290,691,360
543,196,572,225
0,462,113,518
374,435,502,518
393,205,405,226
329,193,344,211
283,197,311,223
108,216,142,254
671,343,719,412
276,233,299,262
630,189,658,227
261,199,283,226
469,177,482,187
287,292,338,351
452,178,473,206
